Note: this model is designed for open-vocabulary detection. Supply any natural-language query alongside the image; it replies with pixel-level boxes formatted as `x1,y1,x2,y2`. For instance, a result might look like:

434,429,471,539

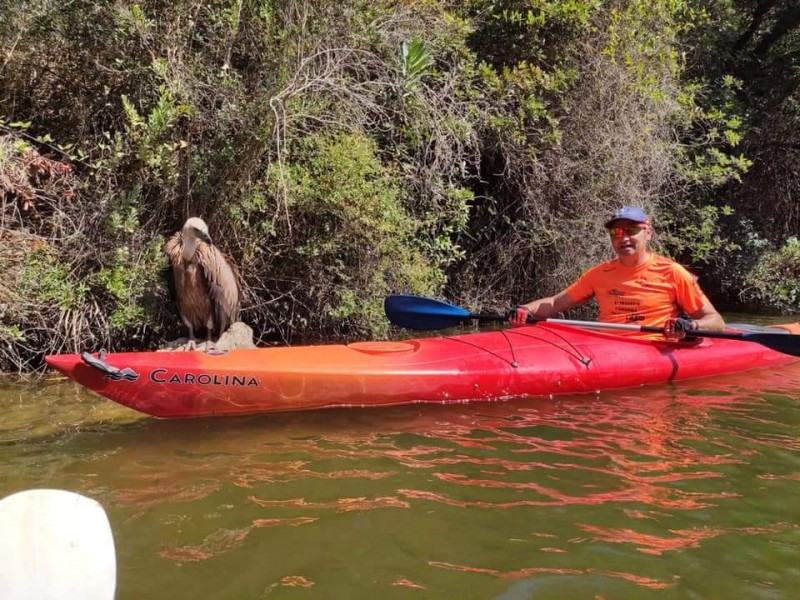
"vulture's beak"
195,229,213,245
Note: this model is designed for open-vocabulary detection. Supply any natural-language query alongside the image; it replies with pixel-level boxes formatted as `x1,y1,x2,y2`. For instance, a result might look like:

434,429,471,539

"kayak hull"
45,323,800,418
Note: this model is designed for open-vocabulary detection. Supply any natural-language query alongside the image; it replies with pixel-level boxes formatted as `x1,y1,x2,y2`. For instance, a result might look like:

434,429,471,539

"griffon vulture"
164,217,240,350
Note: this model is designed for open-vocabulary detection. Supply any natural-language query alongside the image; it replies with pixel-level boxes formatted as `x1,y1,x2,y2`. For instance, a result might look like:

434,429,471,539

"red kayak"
45,320,800,418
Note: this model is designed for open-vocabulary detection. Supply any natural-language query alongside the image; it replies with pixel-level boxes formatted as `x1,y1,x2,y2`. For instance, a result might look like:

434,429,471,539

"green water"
2,363,800,599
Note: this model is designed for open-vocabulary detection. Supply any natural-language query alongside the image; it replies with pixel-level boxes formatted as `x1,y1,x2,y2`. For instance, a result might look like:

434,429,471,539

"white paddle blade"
0,489,116,600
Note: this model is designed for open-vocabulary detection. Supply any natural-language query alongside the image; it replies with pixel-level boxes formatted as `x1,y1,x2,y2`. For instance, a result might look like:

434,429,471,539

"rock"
215,322,256,350
158,321,256,352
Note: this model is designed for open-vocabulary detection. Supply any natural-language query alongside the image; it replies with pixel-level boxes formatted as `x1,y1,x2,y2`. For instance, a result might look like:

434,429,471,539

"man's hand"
664,317,698,340
509,306,531,326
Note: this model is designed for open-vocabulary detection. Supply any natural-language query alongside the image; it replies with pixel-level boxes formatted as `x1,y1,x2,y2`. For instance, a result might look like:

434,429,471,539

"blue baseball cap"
604,206,650,228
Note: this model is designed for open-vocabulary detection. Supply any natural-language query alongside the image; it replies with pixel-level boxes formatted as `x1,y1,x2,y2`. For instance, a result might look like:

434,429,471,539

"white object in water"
0,489,116,600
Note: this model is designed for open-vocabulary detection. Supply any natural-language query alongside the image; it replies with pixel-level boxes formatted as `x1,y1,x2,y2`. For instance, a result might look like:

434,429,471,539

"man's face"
607,219,651,259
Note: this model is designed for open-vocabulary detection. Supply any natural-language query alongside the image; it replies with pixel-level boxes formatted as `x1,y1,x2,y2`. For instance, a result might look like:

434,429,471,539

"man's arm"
688,301,725,331
519,290,578,319
670,262,726,334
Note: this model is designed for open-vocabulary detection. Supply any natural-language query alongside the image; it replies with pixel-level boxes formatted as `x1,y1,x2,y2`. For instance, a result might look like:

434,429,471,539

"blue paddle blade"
384,295,471,330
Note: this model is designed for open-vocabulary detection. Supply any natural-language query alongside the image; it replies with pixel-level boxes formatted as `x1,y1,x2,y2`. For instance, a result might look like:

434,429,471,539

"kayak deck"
45,322,800,418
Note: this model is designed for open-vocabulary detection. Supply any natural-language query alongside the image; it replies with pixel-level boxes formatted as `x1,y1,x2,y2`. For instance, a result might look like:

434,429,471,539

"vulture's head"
182,217,213,245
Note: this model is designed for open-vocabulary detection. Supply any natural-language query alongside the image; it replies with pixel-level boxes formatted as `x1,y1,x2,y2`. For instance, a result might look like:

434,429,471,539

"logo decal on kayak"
80,351,140,381
149,369,260,387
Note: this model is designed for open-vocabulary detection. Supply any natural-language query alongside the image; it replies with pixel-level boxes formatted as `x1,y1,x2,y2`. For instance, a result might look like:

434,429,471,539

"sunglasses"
608,225,646,238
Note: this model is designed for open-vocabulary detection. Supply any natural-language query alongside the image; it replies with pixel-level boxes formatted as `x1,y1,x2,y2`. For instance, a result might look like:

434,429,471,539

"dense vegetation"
1,0,799,371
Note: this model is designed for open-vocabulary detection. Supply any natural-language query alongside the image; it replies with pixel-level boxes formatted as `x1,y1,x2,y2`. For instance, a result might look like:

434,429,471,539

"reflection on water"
2,364,800,599
0,375,143,443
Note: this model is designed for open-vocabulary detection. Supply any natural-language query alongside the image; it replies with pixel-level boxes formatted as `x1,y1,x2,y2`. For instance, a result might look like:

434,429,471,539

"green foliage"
107,185,143,235
603,0,688,85
269,131,444,335
674,75,752,187
402,39,434,94
741,237,800,313
458,0,599,145
113,2,155,39
420,186,472,267
20,250,87,312
96,240,164,330
0,325,24,343
121,85,192,184
658,204,739,264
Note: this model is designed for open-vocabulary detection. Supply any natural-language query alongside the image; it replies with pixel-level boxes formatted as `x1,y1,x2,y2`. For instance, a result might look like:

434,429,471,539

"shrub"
264,131,445,336
741,237,800,314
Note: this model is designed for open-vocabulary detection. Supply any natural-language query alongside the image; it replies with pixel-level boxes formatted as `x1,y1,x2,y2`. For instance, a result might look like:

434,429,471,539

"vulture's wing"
196,243,241,333
161,232,182,320
162,231,185,312
163,232,182,266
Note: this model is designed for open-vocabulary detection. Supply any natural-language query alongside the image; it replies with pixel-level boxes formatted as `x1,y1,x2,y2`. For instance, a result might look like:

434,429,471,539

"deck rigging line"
508,326,592,367
442,325,591,368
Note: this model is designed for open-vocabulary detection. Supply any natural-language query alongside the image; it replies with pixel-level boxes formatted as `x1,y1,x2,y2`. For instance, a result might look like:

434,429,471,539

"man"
510,206,725,340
